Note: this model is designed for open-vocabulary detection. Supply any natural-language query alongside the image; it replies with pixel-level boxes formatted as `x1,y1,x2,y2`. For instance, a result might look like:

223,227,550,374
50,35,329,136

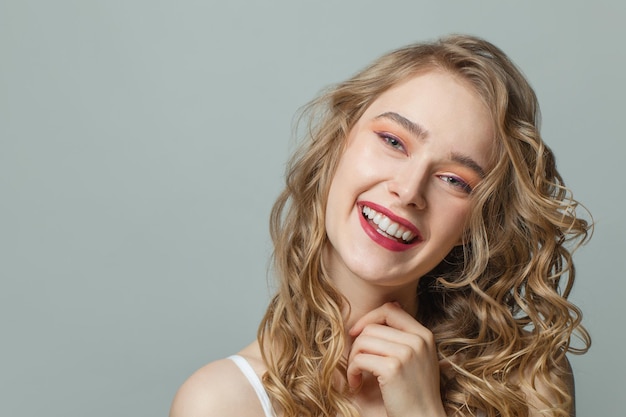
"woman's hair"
258,34,591,417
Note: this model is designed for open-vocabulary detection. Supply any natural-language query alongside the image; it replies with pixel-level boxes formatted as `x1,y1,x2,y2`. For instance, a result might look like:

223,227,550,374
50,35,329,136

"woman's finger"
349,325,432,362
349,302,433,342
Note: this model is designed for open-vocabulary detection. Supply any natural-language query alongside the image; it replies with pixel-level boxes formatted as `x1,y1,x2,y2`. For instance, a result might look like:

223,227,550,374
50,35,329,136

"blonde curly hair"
258,34,591,417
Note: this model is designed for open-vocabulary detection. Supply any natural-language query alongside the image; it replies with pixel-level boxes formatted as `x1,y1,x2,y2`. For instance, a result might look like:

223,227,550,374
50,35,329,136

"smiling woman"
169,35,590,417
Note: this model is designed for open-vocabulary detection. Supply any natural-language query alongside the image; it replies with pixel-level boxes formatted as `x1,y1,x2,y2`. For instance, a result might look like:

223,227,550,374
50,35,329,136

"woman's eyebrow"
374,111,486,178
451,153,486,179
374,111,428,140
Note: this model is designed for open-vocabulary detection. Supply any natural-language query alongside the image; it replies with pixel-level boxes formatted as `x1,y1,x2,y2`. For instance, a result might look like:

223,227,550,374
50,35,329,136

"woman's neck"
320,245,421,346
339,278,419,330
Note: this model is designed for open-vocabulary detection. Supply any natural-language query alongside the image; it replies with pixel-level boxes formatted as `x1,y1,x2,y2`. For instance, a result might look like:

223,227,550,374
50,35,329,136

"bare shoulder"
169,351,268,417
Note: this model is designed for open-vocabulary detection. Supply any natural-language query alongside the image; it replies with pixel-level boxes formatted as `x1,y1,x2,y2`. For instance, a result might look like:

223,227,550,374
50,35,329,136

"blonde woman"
170,35,590,417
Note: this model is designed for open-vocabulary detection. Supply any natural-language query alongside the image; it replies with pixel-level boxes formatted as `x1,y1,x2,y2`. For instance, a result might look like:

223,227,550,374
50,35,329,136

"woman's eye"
377,132,405,152
440,175,473,194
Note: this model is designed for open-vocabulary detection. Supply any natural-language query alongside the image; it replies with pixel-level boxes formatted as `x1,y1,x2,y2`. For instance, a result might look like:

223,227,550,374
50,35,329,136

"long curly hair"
258,34,591,417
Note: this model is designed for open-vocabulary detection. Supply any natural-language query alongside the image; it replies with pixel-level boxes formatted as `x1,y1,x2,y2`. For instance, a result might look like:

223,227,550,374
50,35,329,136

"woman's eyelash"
374,132,473,194
376,132,405,151
439,175,473,193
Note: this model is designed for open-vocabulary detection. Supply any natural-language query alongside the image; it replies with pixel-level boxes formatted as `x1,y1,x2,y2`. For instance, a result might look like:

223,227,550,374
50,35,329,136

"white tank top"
228,355,277,417
229,354,486,417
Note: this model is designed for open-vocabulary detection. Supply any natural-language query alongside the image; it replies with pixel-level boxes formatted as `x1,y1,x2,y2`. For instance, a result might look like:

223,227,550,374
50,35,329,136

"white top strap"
228,355,276,417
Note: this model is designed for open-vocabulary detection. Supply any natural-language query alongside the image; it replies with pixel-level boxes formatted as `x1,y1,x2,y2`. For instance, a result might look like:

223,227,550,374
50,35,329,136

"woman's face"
324,70,494,289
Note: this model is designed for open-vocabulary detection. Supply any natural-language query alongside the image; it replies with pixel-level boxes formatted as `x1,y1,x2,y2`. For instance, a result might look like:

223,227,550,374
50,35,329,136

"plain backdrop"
1,1,624,416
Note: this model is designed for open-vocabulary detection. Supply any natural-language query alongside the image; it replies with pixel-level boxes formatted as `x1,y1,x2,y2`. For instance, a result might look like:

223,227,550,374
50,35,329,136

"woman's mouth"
360,205,418,245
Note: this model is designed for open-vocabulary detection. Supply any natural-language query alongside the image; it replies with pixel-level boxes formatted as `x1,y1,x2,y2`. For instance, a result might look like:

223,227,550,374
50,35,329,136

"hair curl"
258,34,591,417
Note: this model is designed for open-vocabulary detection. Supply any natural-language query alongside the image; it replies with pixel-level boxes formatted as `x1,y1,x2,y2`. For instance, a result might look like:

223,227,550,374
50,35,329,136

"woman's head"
275,34,556,287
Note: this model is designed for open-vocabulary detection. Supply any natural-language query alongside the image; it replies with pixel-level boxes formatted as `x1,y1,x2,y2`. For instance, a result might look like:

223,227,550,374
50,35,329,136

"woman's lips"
357,201,422,252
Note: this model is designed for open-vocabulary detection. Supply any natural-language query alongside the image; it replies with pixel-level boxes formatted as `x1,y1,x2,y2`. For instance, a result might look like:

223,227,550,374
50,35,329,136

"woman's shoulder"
169,343,269,417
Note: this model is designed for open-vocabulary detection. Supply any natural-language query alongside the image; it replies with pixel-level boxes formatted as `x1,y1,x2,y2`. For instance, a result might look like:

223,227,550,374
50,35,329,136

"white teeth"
386,222,399,236
363,206,376,220
361,206,416,242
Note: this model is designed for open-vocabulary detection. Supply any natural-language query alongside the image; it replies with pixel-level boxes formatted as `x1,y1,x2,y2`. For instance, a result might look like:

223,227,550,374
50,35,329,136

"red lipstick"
357,201,422,252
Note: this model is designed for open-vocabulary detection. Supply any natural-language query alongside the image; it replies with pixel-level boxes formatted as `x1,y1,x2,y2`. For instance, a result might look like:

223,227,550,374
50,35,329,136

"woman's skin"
169,70,572,417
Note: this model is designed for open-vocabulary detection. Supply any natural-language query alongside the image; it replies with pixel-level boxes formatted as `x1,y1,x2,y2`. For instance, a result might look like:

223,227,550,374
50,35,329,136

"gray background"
1,1,624,416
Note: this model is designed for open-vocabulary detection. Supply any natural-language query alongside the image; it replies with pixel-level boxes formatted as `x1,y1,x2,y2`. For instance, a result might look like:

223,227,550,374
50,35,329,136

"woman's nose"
387,164,428,209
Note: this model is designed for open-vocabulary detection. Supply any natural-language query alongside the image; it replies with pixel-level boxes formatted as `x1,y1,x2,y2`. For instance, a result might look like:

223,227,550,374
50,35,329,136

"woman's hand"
347,302,447,417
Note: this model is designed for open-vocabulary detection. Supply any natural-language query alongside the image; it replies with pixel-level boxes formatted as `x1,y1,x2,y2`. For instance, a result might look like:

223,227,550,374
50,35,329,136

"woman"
170,34,590,417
